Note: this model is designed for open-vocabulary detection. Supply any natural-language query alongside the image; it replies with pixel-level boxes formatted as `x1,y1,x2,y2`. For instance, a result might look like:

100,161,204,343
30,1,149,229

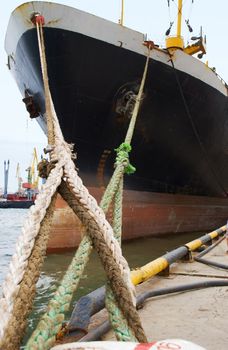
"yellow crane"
25,148,39,191
31,147,39,190
165,0,206,57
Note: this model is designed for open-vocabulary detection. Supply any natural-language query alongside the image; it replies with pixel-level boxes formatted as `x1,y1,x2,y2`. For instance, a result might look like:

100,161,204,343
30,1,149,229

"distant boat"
0,196,34,209
0,149,39,209
0,189,36,209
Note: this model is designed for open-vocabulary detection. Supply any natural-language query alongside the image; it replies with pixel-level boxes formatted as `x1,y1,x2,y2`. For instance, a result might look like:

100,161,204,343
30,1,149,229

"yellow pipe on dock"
185,225,226,250
131,257,168,285
209,227,226,239
131,225,226,286
185,239,203,251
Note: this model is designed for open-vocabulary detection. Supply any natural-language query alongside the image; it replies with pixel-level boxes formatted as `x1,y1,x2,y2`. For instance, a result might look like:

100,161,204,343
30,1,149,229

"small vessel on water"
4,1,228,250
0,195,34,209
0,149,39,209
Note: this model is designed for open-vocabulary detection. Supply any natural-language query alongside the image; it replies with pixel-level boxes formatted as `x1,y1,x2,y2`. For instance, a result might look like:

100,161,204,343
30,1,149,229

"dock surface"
102,238,228,349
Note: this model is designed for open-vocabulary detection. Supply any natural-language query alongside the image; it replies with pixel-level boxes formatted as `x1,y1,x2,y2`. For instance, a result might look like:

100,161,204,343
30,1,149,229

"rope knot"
37,158,58,179
115,142,136,175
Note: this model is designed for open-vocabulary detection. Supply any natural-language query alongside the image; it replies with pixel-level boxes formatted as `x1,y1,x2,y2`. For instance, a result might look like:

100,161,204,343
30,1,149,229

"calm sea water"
0,208,201,343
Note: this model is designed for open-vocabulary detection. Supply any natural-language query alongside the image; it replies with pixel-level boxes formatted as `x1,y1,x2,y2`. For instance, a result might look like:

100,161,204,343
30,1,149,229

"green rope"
104,47,151,340
99,163,125,213
115,143,136,175
26,46,151,348
25,235,93,350
105,177,138,341
105,283,137,341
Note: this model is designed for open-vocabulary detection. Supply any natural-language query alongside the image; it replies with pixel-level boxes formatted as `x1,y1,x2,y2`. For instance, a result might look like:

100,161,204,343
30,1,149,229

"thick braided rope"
0,162,63,346
24,21,96,349
23,39,149,348
25,21,147,347
66,159,138,341
61,153,140,342
61,165,147,343
57,49,150,342
0,21,65,348
26,169,145,349
34,32,98,344
51,90,145,341
62,157,135,297
112,177,123,243
55,127,136,300
1,195,57,350
28,22,139,346
25,81,146,348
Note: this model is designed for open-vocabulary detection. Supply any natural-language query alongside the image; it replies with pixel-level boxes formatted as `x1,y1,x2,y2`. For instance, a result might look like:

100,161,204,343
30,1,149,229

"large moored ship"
5,1,228,251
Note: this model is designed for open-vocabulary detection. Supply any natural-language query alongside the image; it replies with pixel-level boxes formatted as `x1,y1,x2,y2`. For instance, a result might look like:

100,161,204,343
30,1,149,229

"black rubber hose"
67,286,105,335
79,279,228,342
136,280,228,306
194,257,228,270
194,235,228,270
78,320,110,342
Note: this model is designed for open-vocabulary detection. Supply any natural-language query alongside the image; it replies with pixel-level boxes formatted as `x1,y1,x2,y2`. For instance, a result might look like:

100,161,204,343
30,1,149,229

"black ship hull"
7,17,228,197
4,2,228,248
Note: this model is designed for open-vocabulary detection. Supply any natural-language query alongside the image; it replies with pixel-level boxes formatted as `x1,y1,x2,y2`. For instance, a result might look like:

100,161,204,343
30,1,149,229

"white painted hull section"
5,1,227,96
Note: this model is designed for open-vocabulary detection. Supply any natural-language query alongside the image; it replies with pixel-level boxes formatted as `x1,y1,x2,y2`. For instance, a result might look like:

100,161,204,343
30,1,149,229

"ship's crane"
24,148,39,192
30,147,39,190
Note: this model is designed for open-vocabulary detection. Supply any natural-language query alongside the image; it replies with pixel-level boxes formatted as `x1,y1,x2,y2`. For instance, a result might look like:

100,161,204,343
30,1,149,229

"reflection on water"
0,208,202,343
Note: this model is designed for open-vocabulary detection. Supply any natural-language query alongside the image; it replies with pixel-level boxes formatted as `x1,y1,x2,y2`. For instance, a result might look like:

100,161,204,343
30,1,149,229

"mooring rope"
105,174,136,341
1,196,57,349
0,163,63,349
34,26,142,343
0,18,64,349
31,19,143,348
0,17,151,349
103,48,151,341
36,20,55,145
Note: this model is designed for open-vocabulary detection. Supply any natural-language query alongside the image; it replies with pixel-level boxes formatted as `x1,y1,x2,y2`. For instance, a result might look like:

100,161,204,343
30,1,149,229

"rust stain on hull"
47,188,228,253
15,3,35,26
15,2,61,27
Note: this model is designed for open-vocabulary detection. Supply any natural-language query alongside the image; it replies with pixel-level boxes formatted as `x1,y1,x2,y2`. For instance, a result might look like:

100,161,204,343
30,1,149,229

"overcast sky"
0,0,228,191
